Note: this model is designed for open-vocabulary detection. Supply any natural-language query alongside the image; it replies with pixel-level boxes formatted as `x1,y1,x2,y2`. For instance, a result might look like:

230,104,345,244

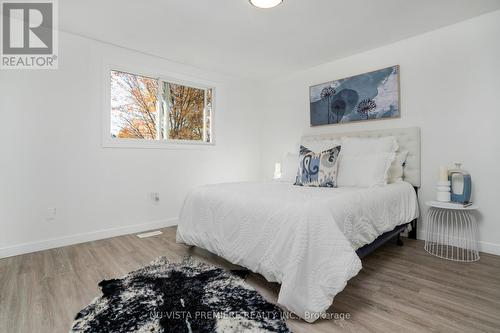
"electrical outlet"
46,207,56,221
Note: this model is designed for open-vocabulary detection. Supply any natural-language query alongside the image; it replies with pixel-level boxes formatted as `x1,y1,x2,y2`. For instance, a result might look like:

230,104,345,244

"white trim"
478,241,500,256
136,230,163,238
3,219,499,258
0,218,178,259
103,138,216,150
156,77,162,140
101,60,217,149
203,89,207,143
416,231,500,256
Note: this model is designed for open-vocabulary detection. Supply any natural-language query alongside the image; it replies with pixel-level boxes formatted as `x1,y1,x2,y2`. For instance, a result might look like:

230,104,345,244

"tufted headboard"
301,127,421,187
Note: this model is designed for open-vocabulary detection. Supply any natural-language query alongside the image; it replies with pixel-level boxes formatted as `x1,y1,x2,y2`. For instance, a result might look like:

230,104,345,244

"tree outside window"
111,70,213,143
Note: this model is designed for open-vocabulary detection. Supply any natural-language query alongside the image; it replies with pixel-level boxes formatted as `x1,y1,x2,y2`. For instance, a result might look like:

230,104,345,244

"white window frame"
102,62,217,149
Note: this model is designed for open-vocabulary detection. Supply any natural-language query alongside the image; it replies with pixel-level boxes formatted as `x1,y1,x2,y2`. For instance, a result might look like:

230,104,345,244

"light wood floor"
1,227,499,333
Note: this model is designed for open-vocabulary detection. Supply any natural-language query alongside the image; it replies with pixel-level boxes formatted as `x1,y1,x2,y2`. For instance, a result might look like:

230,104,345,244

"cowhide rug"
70,257,290,332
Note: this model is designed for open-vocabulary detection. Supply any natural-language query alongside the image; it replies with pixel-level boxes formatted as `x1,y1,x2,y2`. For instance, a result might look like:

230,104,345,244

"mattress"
176,181,419,322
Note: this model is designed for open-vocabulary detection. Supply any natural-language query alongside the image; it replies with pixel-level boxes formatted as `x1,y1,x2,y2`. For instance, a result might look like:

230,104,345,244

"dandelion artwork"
309,65,400,126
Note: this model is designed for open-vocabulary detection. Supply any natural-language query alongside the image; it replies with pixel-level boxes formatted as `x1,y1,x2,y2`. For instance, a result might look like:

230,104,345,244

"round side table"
424,201,479,262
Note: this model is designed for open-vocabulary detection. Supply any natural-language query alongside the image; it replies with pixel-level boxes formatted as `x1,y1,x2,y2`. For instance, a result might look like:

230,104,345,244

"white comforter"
176,181,419,322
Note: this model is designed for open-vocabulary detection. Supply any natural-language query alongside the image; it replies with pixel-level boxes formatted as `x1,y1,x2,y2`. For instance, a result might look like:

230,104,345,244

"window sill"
102,138,216,150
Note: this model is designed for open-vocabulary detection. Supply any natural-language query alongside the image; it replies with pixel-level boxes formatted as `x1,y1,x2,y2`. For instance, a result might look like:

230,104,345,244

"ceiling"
60,0,500,80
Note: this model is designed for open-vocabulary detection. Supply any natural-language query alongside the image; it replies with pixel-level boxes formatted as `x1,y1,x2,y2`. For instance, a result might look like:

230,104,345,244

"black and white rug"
70,257,290,333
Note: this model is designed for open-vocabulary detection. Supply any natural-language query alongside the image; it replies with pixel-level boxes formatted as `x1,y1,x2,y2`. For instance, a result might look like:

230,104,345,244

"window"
111,71,159,140
163,82,212,143
110,69,214,145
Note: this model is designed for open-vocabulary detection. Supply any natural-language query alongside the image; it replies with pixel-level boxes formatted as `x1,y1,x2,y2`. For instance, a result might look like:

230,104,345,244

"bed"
176,127,421,322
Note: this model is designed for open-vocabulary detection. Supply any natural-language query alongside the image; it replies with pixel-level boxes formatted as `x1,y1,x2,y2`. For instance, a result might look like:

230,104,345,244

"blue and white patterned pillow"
294,145,341,188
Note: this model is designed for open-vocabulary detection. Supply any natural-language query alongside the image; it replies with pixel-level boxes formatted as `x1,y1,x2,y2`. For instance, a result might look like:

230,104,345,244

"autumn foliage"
111,71,211,142
165,83,205,141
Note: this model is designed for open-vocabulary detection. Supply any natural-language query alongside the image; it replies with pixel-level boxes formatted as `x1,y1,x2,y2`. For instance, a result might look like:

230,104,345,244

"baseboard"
3,219,498,259
0,218,178,259
416,231,500,256
478,241,500,256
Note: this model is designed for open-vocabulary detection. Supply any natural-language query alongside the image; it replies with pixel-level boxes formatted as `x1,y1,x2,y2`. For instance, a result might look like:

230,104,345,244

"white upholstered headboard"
301,127,421,187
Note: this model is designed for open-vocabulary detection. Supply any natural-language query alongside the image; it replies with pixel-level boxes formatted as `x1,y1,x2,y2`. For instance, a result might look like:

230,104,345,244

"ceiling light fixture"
249,0,283,9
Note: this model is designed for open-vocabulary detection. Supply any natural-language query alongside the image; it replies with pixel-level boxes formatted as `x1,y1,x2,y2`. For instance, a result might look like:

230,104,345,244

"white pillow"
340,136,398,155
337,153,396,187
278,153,299,183
388,151,408,183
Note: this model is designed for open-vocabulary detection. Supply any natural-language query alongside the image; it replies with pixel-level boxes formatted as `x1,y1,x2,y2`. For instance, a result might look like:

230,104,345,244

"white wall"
2,11,499,258
259,11,500,254
0,32,263,258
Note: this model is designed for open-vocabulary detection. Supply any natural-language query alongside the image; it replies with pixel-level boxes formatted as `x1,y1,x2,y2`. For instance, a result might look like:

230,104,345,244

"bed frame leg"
408,187,419,240
408,218,417,240
396,234,404,246
231,269,250,279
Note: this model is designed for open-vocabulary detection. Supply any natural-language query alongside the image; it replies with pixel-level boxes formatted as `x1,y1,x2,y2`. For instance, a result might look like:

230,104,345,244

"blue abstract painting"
309,65,400,126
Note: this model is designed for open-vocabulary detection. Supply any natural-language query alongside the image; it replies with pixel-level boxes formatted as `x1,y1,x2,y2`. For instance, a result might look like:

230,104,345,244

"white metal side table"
424,201,479,262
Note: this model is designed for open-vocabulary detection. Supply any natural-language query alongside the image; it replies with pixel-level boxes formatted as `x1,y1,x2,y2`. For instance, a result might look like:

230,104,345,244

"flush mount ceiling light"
249,0,283,9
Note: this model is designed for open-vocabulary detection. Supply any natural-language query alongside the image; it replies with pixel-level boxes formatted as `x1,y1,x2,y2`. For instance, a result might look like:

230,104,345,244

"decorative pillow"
294,145,341,188
337,153,396,187
340,136,398,155
388,151,409,183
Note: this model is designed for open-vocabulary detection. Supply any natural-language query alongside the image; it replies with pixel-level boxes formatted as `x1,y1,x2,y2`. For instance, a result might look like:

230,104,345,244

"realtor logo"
1,0,58,69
